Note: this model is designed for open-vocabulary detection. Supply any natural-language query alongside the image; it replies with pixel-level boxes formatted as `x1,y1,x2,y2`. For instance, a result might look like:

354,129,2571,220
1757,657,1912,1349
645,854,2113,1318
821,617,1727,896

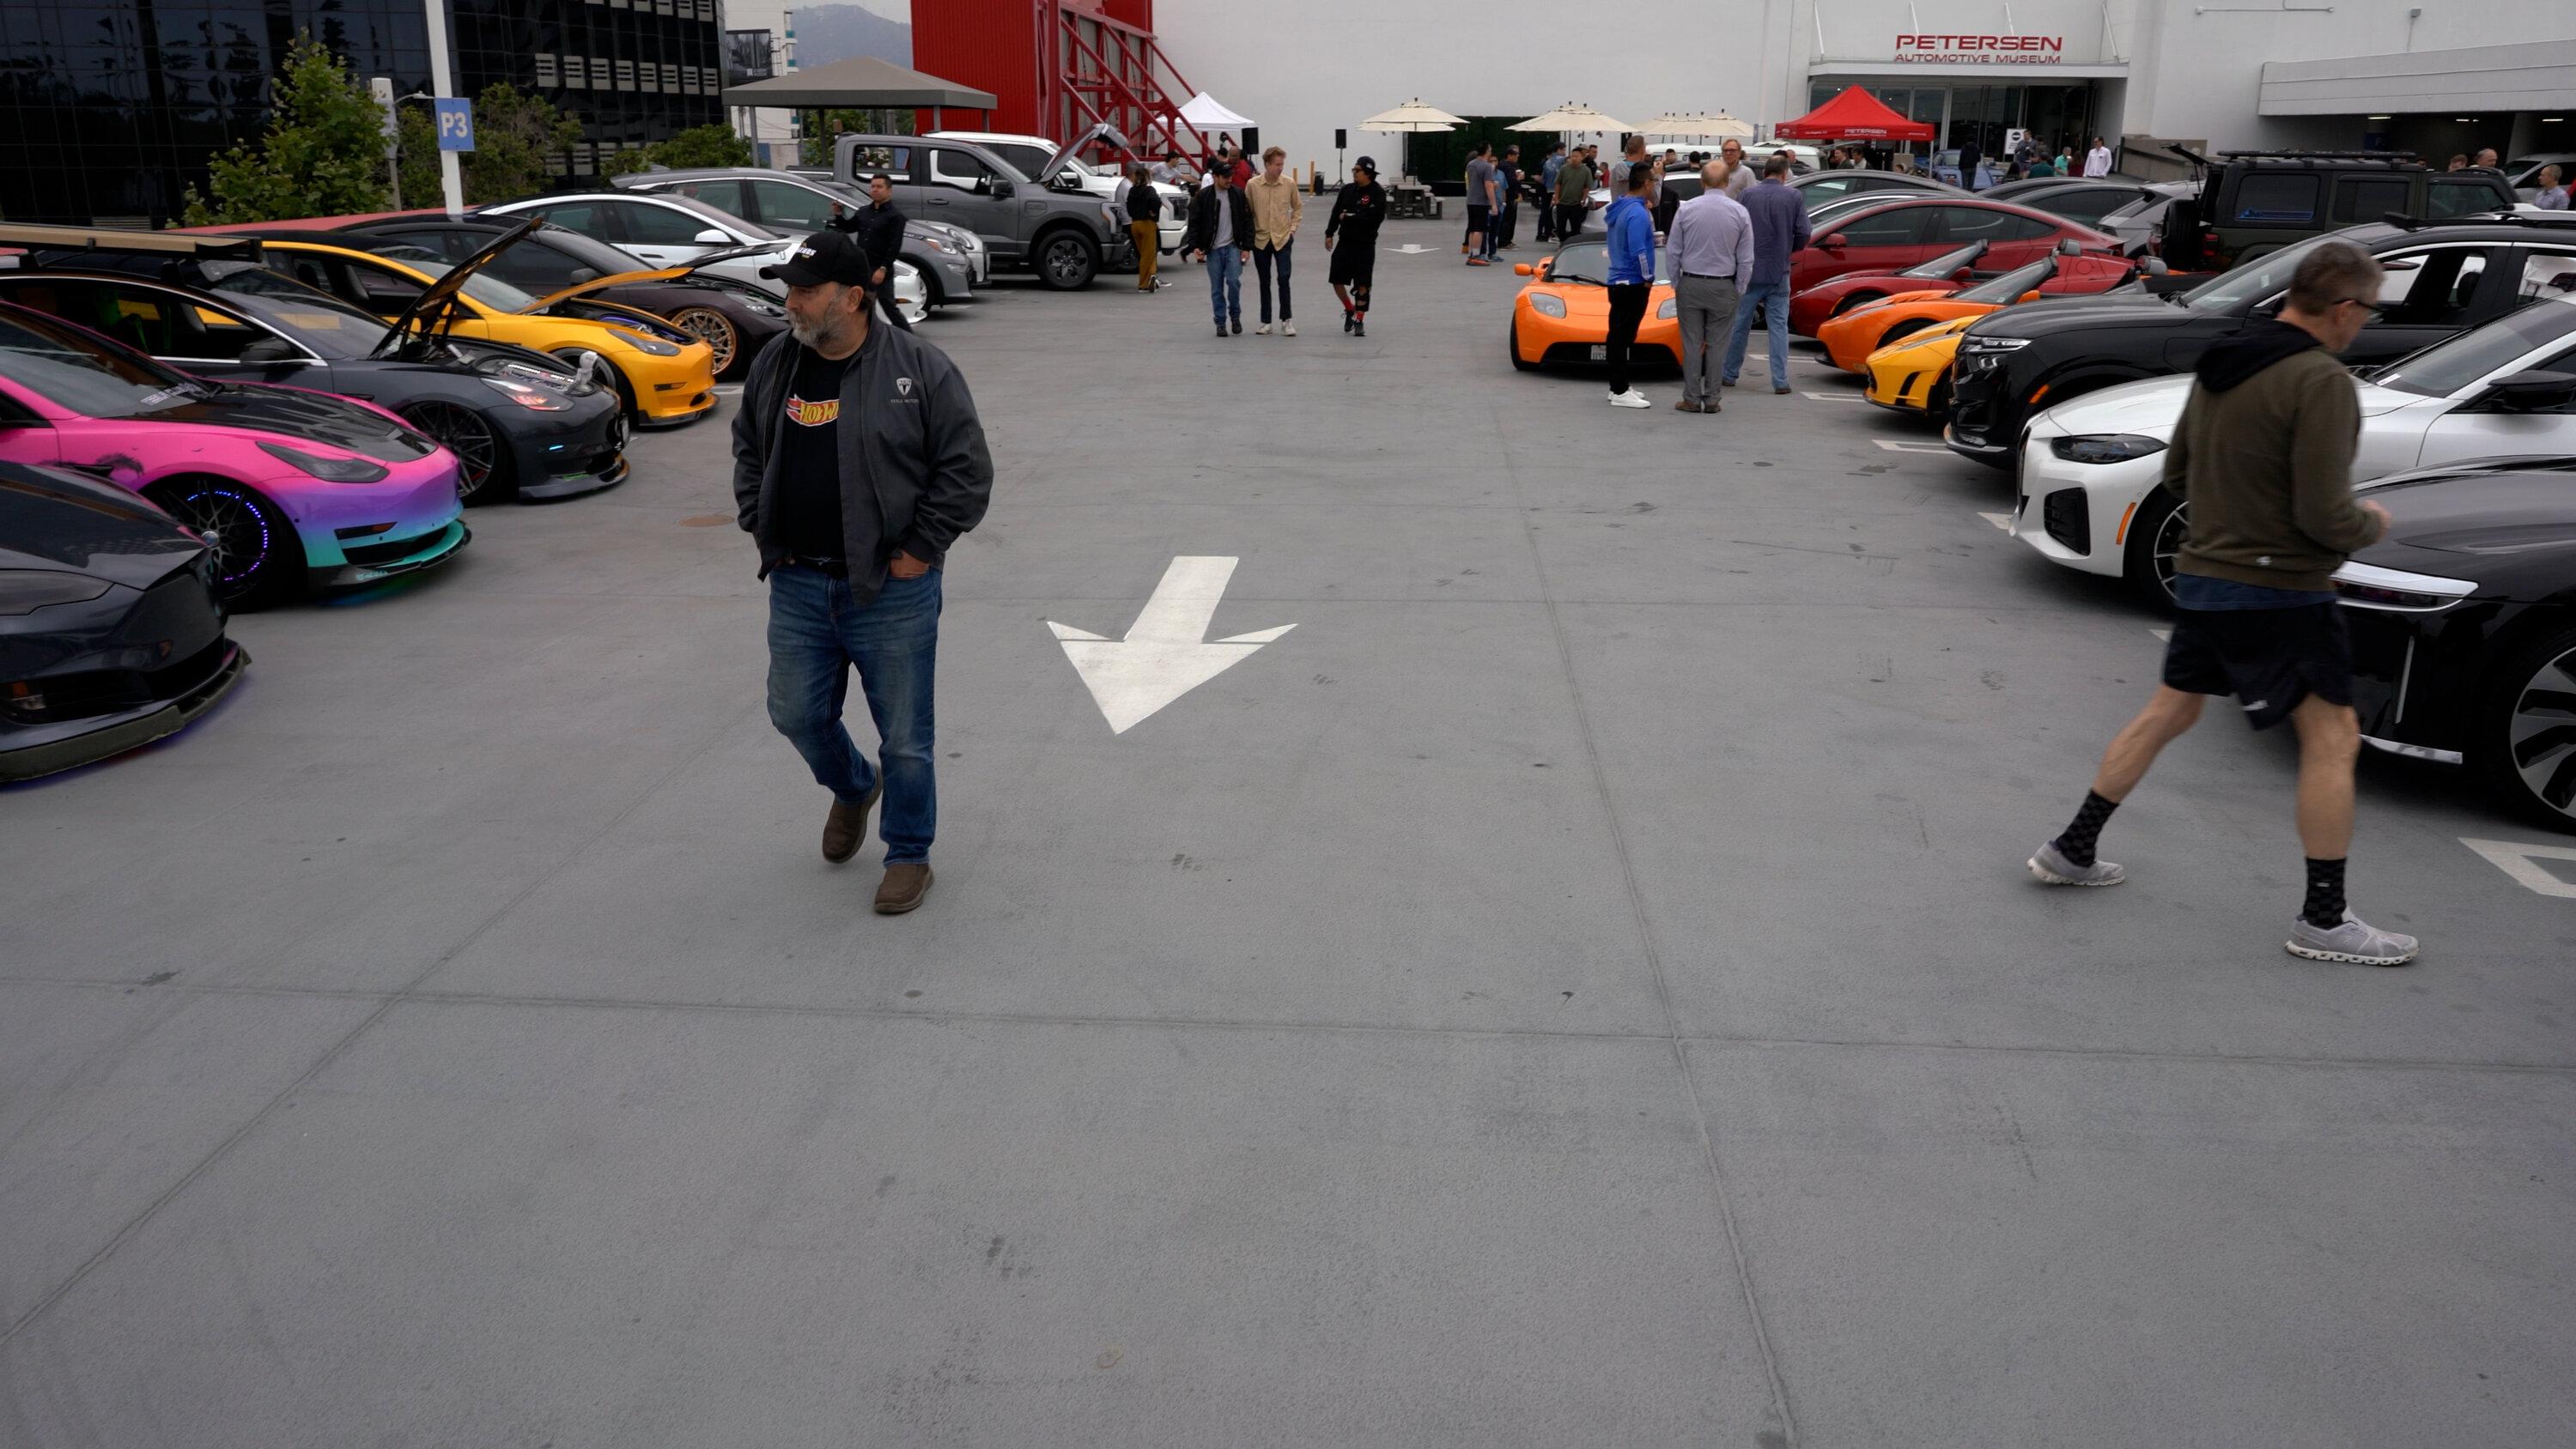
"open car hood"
517,237,780,312
373,217,541,356
1041,123,1128,183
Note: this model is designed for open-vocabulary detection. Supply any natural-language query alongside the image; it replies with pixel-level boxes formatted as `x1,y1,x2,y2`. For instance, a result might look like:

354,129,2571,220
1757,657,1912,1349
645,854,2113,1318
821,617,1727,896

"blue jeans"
1206,246,1242,326
1725,276,1791,391
766,565,941,864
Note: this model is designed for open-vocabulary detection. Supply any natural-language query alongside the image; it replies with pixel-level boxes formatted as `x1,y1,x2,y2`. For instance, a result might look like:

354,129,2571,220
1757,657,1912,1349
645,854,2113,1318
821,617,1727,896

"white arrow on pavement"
1048,556,1295,734
1388,243,1437,253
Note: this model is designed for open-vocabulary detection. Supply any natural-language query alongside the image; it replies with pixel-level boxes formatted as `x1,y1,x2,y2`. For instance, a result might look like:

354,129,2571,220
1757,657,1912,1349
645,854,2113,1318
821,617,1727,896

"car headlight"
1528,293,1567,318
482,376,572,411
257,440,389,482
0,569,112,615
614,332,683,357
2331,560,2478,613
1962,336,2032,354
2050,434,2166,464
1101,203,1122,226
1656,297,1677,320
920,235,957,255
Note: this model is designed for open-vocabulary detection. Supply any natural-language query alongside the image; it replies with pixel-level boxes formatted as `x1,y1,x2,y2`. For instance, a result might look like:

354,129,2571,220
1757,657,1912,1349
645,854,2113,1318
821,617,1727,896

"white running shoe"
2027,840,2125,886
1607,389,1651,409
2286,912,2419,966
1283,321,1297,336
1256,323,1273,335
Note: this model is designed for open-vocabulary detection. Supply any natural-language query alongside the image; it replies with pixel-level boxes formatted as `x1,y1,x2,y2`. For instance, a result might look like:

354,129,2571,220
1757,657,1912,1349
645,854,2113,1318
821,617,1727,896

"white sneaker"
1256,323,1273,335
1607,389,1651,409
2286,911,2419,966
1283,321,1297,336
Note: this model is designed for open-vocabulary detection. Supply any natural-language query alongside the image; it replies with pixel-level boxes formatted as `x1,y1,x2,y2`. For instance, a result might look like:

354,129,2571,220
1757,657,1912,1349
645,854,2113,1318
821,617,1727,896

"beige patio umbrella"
1510,102,1632,134
1642,111,1757,140
1359,99,1465,184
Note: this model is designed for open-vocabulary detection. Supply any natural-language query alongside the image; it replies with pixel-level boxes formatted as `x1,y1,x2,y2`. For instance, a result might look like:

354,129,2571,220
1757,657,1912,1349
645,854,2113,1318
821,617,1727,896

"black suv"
1945,212,2576,469
2160,149,2518,271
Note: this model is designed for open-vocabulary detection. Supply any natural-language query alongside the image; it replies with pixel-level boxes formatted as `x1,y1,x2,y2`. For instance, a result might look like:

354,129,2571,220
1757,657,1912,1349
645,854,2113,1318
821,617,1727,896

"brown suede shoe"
874,863,933,914
1674,398,1703,413
822,782,881,864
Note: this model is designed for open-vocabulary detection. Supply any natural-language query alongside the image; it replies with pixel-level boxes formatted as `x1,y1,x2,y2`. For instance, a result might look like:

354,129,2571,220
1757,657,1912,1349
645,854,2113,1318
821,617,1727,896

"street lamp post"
421,0,465,216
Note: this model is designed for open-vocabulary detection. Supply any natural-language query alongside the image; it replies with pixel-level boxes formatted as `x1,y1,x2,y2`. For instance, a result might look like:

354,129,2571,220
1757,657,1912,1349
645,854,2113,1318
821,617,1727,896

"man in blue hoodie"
1602,161,1657,408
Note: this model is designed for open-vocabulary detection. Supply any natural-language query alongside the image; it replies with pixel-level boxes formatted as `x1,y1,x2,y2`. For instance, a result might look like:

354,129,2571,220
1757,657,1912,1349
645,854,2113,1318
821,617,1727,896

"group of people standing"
1592,148,1809,409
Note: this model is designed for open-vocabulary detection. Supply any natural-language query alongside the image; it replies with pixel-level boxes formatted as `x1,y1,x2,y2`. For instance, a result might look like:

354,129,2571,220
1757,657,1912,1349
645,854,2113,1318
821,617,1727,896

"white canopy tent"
1176,90,1254,130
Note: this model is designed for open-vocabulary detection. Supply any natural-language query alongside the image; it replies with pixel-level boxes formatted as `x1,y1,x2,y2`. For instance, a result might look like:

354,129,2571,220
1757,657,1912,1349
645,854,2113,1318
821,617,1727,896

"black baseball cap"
760,230,874,288
1353,155,1377,175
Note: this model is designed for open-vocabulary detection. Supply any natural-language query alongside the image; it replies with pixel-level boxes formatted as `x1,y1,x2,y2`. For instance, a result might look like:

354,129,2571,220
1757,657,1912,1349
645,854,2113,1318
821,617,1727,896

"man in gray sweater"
2026,240,2417,966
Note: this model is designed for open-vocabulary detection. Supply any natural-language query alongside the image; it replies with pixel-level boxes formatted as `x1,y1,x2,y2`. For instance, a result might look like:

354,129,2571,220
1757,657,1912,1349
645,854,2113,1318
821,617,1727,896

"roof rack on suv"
2216,149,2421,161
2382,210,2576,230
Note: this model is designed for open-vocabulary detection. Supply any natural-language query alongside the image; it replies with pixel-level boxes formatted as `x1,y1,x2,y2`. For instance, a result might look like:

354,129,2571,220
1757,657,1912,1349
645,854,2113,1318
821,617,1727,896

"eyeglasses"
2339,296,2390,318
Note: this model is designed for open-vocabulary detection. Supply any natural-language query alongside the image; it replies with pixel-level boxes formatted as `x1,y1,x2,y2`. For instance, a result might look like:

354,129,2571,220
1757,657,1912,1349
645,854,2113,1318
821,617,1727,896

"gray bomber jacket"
730,319,994,598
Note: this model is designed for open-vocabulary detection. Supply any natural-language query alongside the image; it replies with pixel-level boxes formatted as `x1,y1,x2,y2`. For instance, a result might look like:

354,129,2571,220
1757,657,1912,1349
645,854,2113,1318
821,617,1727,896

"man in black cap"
1325,156,1388,336
731,229,993,914
828,173,913,331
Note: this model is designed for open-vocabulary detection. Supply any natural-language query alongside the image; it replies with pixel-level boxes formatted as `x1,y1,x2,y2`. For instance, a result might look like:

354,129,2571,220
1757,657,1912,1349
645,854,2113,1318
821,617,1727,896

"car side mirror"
2473,369,2576,413
2142,257,2170,276
1951,267,1974,282
1818,234,1844,251
568,267,598,283
1513,263,1534,276
236,336,301,364
2056,238,2082,256
991,179,1015,198
2019,291,2045,304
692,228,732,245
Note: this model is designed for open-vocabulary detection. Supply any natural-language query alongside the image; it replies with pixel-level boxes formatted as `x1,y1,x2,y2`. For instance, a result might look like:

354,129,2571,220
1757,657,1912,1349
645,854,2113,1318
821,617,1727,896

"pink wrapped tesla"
0,301,466,607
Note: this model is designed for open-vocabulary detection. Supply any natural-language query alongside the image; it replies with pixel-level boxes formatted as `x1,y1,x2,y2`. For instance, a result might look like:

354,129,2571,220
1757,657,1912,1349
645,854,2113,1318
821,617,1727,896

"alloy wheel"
665,306,738,373
1042,237,1094,289
160,482,284,603
404,401,502,503
2151,499,2188,604
2506,644,2576,819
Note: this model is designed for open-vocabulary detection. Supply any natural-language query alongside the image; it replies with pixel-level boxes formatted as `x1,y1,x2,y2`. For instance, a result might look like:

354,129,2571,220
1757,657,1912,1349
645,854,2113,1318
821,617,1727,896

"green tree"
606,123,757,176
181,33,392,225
393,106,442,209
460,83,586,204
799,107,911,167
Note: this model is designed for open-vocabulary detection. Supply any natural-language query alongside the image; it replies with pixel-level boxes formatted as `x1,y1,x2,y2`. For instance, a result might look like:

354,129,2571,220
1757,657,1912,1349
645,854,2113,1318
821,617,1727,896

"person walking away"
1538,142,1567,240
2083,136,2114,178
1723,155,1809,395
1496,145,1523,250
1554,143,1595,241
732,232,993,914
1718,138,1755,199
1186,163,1253,336
2026,242,2415,965
1666,160,1754,414
1463,143,1498,264
1601,161,1657,409
1326,156,1388,336
1246,145,1303,335
2535,165,2570,209
1126,163,1165,292
846,173,913,331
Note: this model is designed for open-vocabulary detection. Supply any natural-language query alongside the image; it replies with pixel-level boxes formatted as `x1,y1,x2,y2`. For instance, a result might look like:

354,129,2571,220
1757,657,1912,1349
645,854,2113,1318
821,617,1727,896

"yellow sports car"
247,232,718,427
1862,314,1978,418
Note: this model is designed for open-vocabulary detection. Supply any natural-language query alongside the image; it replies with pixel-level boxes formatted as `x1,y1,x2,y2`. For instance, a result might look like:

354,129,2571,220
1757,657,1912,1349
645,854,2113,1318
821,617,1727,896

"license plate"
1589,344,1607,361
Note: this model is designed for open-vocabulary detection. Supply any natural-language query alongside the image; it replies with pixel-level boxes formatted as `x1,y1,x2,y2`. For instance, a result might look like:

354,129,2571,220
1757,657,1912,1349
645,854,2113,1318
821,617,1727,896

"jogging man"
2027,241,2415,966
1326,156,1388,336
1601,161,1656,409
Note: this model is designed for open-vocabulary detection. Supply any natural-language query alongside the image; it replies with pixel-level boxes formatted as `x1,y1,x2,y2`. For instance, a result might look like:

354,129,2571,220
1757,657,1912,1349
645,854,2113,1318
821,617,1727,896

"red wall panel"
912,0,1043,134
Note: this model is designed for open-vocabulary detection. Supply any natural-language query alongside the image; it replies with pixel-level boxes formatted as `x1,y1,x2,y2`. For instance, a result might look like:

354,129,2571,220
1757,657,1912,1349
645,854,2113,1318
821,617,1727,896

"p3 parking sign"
434,99,476,153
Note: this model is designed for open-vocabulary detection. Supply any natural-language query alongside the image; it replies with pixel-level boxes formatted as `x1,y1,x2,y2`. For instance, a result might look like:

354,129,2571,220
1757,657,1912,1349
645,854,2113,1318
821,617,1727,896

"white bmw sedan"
2012,292,2576,607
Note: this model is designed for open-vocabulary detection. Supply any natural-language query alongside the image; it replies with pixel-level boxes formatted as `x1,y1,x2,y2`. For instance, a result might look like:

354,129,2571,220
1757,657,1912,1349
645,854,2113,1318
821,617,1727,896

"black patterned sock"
2051,791,2119,867
2302,858,2347,929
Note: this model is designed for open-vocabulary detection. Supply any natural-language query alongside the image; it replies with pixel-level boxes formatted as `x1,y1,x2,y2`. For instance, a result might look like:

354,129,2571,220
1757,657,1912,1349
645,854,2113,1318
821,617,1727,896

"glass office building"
0,0,724,226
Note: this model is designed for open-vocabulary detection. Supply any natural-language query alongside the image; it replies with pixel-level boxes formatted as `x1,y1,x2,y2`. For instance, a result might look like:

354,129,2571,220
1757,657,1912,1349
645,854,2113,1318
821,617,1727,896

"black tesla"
2337,456,2576,831
1,459,247,782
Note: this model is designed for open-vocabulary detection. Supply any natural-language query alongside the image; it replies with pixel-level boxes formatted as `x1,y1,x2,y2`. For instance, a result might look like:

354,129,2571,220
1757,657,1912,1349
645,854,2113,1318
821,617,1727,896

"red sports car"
1786,197,2120,297
1789,238,2136,336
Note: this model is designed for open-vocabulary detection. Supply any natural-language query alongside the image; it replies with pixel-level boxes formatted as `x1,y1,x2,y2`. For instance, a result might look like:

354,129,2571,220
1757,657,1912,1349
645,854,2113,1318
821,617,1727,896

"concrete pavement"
3,219,2571,1446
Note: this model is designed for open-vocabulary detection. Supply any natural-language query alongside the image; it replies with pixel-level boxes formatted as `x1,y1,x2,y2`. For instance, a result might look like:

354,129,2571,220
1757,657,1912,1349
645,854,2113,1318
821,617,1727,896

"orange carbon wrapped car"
1816,247,2141,373
1506,239,1680,373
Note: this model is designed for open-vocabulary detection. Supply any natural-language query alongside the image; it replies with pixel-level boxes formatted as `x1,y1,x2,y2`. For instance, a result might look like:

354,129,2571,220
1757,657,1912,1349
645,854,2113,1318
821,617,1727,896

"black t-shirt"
774,346,855,561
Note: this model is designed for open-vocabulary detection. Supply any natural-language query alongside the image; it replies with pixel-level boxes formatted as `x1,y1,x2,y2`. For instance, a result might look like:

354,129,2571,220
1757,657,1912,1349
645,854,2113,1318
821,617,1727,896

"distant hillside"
793,5,912,68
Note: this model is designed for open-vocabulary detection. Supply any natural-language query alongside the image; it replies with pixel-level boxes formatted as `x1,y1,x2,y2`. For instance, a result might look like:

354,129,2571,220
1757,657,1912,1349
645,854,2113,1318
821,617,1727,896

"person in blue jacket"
1602,161,1658,408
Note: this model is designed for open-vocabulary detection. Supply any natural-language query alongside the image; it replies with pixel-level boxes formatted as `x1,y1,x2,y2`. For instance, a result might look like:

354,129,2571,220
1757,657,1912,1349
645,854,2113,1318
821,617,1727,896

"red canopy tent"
1774,86,1935,142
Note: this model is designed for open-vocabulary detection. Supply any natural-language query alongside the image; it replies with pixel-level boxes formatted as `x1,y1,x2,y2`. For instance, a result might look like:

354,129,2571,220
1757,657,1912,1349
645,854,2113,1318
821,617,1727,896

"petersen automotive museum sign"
1893,33,2067,64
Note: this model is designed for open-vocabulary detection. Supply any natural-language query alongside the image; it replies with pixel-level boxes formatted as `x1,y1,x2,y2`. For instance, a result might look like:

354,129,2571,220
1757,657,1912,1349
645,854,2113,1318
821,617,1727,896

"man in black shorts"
1326,156,1388,336
2026,240,2417,966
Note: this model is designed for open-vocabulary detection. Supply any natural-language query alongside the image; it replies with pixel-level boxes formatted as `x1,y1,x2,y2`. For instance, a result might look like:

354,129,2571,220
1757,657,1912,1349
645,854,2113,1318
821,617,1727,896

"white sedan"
2012,294,2576,606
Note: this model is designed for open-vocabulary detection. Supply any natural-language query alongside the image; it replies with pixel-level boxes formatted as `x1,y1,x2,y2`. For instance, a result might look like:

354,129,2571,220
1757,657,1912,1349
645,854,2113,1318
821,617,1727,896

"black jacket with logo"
831,201,908,281
1326,181,1388,247
730,320,993,599
1183,184,1255,255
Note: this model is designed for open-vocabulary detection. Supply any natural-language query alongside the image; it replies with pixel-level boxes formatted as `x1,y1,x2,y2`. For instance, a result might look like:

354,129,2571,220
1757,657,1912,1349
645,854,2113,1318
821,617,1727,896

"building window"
534,53,559,87
614,58,635,90
591,57,612,88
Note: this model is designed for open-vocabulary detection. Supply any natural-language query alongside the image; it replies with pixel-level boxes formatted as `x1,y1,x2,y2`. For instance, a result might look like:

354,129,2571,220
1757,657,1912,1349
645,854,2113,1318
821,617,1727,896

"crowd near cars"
1510,144,2576,831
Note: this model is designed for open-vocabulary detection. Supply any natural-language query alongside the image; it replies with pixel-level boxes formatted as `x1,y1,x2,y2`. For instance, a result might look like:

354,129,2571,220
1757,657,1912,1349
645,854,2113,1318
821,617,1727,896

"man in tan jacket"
1244,145,1304,336
2027,240,2419,966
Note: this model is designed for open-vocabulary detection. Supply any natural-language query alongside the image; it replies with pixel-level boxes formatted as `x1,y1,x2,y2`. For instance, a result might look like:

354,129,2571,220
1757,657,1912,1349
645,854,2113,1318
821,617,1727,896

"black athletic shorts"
2160,599,2352,731
1328,238,1376,288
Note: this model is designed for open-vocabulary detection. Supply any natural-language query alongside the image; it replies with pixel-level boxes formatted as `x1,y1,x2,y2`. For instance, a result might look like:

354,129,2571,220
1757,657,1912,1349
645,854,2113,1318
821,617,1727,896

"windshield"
1903,243,1985,278
187,260,396,356
368,246,543,312
526,227,657,279
976,142,1053,183
2178,232,2340,312
1546,240,1673,286
2374,298,2576,397
0,309,204,416
1956,258,2054,305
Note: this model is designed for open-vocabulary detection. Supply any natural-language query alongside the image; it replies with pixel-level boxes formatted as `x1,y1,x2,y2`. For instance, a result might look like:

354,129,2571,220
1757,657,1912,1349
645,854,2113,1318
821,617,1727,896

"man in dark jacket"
831,173,913,331
2027,240,2415,965
1325,156,1388,336
732,231,993,913
1184,163,1254,336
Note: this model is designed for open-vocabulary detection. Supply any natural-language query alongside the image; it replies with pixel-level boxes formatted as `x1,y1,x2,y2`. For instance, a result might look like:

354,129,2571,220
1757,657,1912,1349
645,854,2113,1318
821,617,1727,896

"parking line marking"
2460,838,2576,898
1802,391,1866,401
1873,439,1950,454
1976,511,2012,530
